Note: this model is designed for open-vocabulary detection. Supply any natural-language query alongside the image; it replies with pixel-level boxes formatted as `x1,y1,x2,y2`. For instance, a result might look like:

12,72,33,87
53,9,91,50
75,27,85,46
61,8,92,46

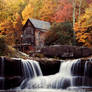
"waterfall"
0,57,92,90
0,57,5,89
21,59,42,78
20,59,92,90
20,59,79,89
59,60,79,88
19,59,43,89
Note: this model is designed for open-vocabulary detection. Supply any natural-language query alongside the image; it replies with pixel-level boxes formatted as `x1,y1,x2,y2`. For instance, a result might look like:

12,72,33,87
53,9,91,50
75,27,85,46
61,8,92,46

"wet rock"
60,79,71,89
72,76,92,87
5,76,23,89
4,58,23,77
40,45,92,59
71,59,86,76
71,76,83,86
38,59,61,75
0,57,24,89
71,59,92,77
83,77,92,86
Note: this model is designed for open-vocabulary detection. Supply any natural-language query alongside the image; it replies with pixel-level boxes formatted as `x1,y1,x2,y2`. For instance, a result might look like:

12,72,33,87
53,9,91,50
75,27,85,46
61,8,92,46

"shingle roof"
29,18,51,30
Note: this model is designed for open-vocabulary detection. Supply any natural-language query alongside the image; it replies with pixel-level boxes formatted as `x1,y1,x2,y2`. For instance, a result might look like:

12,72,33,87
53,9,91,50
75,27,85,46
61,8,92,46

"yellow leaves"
74,3,92,47
22,0,57,22
0,12,22,46
78,38,85,43
76,6,92,29
0,0,25,46
22,0,43,23
39,0,57,22
86,7,92,14
76,32,82,37
81,35,87,39
22,4,34,24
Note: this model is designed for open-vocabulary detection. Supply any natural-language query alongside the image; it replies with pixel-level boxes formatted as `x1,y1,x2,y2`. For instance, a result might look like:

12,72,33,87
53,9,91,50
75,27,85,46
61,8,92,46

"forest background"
0,0,92,49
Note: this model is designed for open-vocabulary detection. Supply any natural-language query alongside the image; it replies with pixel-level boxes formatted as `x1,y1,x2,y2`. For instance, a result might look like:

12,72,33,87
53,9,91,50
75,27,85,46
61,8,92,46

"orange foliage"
52,0,73,22
0,13,23,46
40,0,57,22
74,4,92,47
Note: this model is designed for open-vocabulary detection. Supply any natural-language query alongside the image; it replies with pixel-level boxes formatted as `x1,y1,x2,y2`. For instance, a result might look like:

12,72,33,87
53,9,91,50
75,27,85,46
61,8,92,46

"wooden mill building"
18,18,51,53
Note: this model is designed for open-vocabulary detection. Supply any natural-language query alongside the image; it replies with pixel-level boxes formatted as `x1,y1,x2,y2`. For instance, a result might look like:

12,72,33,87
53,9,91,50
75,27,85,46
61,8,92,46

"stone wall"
40,45,92,58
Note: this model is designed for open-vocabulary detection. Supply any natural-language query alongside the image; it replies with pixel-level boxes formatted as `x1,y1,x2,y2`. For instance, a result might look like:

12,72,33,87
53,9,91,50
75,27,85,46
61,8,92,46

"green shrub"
45,22,74,45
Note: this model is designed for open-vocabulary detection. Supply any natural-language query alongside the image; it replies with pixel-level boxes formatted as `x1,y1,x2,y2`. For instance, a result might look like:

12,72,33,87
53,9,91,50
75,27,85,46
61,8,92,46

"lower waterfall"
0,57,5,89
19,59,92,90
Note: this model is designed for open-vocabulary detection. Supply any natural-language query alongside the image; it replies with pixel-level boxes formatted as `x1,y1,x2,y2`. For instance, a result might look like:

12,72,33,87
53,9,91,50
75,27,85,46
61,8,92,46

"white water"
59,60,79,87
18,59,43,89
15,59,92,90
0,57,5,89
0,57,91,91
21,59,42,78
19,59,80,89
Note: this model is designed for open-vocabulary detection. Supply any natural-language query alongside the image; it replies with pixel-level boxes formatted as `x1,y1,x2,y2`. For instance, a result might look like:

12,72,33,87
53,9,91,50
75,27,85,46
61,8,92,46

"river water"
1,58,92,92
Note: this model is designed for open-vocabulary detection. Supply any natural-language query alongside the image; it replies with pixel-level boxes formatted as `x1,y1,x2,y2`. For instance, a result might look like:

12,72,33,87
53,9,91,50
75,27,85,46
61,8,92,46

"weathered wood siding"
22,20,48,51
22,21,35,45
35,29,46,48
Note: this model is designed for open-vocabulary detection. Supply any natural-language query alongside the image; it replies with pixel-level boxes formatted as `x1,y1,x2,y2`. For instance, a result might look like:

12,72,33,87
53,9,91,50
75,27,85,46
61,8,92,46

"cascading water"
59,60,78,87
19,59,92,90
19,59,43,89
0,57,5,89
0,56,92,92
21,59,42,78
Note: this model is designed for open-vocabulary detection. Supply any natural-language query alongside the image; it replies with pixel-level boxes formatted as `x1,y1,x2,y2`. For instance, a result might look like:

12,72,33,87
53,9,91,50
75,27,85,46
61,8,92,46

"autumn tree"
0,19,15,45
13,13,23,44
0,0,9,22
22,0,43,24
0,13,23,46
0,0,25,22
74,4,92,47
0,0,92,47
40,0,57,22
52,0,73,22
22,0,58,23
0,0,25,46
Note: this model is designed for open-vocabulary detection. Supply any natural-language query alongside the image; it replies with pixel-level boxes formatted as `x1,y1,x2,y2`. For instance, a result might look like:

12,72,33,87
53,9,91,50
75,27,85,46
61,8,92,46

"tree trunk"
78,0,82,28
72,0,76,45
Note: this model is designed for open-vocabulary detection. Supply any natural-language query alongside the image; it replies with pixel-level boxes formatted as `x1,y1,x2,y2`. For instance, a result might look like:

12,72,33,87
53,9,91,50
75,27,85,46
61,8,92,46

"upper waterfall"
21,59,43,78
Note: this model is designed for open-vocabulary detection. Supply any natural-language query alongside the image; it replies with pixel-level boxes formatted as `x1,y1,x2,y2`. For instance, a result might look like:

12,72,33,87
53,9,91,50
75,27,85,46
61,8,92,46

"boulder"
40,45,92,58
5,76,23,89
38,59,61,75
0,57,24,89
